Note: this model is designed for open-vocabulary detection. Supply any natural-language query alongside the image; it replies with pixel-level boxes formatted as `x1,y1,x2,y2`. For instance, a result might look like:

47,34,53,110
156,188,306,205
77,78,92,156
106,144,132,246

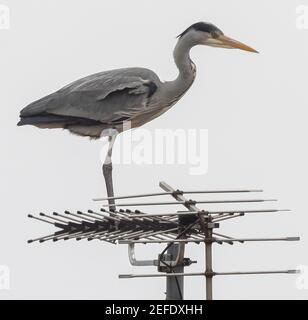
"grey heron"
18,22,258,209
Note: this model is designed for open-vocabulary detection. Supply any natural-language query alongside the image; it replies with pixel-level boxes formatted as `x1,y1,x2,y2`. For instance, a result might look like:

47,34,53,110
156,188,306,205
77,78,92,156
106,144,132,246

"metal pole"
118,236,300,244
119,269,300,279
159,182,189,301
205,225,213,300
166,244,184,300
102,198,276,207
128,209,290,218
93,189,263,201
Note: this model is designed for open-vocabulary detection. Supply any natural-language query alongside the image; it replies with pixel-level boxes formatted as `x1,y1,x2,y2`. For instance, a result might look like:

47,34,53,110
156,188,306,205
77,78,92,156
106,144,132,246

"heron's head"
178,22,258,53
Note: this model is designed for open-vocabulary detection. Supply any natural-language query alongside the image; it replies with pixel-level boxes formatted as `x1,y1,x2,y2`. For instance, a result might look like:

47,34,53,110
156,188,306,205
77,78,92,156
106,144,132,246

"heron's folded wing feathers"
20,69,159,124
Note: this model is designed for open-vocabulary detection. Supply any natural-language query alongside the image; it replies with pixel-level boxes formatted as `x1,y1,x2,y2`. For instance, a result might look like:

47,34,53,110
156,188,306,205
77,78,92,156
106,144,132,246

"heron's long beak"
210,35,258,53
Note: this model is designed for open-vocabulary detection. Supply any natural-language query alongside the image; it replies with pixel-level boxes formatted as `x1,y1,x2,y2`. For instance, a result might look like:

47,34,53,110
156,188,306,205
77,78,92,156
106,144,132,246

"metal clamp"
128,242,185,267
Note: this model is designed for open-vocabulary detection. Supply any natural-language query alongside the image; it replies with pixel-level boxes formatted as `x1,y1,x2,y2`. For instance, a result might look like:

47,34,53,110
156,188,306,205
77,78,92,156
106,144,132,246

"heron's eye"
211,31,220,39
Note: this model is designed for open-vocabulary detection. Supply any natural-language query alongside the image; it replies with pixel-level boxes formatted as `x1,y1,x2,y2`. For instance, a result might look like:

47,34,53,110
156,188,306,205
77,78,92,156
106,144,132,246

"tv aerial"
28,181,300,299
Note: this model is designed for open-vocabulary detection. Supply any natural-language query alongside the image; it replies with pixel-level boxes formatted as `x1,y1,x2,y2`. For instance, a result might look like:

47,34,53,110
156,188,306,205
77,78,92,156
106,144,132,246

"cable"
172,269,183,300
159,220,198,300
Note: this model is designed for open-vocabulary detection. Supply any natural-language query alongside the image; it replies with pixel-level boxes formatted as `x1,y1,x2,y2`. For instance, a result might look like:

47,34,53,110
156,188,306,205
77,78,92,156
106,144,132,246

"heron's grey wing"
20,68,160,124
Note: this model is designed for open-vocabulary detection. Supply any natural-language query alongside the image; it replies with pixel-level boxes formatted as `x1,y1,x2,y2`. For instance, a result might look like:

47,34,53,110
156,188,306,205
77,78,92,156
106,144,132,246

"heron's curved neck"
172,35,196,90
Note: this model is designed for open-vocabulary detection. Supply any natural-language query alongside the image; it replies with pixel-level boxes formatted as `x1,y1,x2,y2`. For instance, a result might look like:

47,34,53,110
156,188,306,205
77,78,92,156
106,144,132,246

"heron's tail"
17,114,105,137
17,115,69,127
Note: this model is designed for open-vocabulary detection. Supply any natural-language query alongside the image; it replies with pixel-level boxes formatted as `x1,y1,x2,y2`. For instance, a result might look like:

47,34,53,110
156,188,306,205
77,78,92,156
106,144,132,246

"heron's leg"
103,135,117,211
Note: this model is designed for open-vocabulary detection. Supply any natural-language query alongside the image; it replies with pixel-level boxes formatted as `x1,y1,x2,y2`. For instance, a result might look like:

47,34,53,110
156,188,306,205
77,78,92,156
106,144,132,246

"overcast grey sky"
0,0,308,299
